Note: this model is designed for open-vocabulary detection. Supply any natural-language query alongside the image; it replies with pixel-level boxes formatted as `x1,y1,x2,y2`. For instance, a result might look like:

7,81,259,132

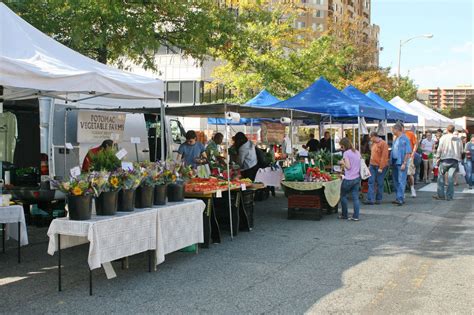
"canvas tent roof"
264,77,385,120
0,3,164,101
365,91,418,123
389,96,455,128
207,89,280,125
342,86,397,121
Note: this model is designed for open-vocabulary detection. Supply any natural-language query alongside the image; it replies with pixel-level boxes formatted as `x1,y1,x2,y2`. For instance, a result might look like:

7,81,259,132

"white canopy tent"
0,3,164,101
390,96,452,129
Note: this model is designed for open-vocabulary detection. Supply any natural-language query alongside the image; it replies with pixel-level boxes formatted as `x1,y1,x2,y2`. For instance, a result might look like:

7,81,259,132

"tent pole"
160,99,165,160
357,116,361,152
330,115,333,168
63,108,69,179
290,110,294,158
385,119,388,141
250,119,253,142
224,105,233,240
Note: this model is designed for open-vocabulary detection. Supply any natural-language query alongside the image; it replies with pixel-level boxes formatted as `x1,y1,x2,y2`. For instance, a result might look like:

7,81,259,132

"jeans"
340,177,361,219
414,153,422,183
464,160,473,187
367,165,388,203
437,159,458,200
392,164,408,203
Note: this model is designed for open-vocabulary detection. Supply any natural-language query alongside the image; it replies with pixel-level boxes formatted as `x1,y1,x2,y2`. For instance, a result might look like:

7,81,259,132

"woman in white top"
233,132,259,180
421,132,435,183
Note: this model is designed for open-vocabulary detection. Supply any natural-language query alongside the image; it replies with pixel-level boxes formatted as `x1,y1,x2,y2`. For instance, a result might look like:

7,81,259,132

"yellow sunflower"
110,177,119,188
171,175,177,182
72,186,83,196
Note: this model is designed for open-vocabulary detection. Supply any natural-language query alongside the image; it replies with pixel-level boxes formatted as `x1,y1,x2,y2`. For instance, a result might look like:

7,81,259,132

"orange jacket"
369,139,389,170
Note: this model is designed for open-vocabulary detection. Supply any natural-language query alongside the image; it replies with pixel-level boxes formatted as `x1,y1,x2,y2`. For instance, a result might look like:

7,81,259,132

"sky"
372,0,473,88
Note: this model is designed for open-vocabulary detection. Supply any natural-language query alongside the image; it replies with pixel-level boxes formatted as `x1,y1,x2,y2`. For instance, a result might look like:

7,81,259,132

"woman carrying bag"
338,138,362,221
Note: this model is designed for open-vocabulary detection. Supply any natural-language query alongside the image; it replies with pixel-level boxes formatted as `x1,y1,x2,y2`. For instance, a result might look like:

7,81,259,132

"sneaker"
432,195,445,201
411,186,417,197
362,201,374,205
349,217,360,221
338,215,348,220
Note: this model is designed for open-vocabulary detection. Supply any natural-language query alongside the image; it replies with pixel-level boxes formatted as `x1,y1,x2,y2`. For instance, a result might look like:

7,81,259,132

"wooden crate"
287,194,322,221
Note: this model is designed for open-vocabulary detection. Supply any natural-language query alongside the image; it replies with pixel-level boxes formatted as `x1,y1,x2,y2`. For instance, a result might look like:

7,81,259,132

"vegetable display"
305,167,339,182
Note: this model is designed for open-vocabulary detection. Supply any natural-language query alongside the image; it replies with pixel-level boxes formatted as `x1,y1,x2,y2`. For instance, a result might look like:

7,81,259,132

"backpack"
255,147,270,169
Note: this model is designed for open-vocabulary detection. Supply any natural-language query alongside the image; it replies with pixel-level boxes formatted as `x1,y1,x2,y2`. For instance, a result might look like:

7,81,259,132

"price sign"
70,166,81,178
121,162,134,171
241,184,246,191
216,190,222,198
65,143,74,149
116,148,128,160
130,137,141,144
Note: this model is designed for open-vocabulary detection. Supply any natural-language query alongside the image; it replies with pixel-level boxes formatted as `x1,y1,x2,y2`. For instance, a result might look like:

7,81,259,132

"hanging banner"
77,111,126,143
260,122,285,144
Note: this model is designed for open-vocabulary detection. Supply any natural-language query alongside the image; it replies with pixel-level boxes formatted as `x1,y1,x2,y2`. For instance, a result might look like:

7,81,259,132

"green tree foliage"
211,3,418,103
6,0,238,70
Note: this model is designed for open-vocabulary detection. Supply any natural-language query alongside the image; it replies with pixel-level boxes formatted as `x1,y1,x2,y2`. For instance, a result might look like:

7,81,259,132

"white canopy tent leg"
224,105,234,240
357,116,361,152
160,99,165,160
330,115,333,168
290,110,294,158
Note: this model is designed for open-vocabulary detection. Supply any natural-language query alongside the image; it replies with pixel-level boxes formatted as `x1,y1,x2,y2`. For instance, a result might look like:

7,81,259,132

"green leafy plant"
90,149,121,172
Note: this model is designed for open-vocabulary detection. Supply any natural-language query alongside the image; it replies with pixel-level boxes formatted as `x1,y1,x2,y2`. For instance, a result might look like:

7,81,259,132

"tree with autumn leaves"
6,1,417,102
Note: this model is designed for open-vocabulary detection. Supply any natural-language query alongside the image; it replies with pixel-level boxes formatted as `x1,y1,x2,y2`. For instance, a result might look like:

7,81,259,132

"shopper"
404,125,418,197
82,139,114,172
432,129,443,181
303,133,320,152
433,125,463,201
421,131,435,183
464,135,474,189
320,131,335,152
206,132,224,161
364,132,389,205
390,123,412,206
176,130,207,168
233,132,259,180
338,137,361,221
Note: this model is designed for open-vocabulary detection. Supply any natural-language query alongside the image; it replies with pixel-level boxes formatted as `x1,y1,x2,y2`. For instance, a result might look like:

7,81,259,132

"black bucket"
167,183,184,202
153,184,167,206
67,195,92,220
135,184,154,208
118,189,135,212
95,191,119,215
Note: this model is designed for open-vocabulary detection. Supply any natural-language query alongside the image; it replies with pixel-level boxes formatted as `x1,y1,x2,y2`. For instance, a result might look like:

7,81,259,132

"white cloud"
451,41,473,53
409,59,473,88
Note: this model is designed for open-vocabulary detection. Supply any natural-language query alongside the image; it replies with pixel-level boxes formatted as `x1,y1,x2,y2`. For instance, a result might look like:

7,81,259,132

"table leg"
210,198,221,244
195,243,199,255
202,198,211,248
58,234,62,292
2,223,5,253
238,192,251,232
89,269,93,296
148,250,152,273
17,222,21,263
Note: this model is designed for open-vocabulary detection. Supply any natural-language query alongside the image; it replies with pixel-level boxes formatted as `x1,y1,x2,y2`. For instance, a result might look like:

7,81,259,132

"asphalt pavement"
1,182,473,314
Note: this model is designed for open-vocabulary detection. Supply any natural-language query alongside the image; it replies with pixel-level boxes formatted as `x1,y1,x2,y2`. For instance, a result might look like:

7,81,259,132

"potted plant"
117,168,142,212
53,175,93,220
91,171,121,215
89,148,121,172
135,162,155,208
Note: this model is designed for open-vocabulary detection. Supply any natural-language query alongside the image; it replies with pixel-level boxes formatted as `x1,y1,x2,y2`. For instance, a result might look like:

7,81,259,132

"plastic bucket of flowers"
135,162,155,208
53,175,93,220
91,171,121,216
117,168,142,212
167,161,193,202
153,162,168,206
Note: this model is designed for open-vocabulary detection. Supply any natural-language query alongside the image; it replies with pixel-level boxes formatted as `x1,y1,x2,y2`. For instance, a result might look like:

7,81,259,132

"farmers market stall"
47,199,205,295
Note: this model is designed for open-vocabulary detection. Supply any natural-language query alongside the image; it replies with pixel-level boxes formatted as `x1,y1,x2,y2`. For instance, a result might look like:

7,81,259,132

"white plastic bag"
360,159,371,180
458,162,466,176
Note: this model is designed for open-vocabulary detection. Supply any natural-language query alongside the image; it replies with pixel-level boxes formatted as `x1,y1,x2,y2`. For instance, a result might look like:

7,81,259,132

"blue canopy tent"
342,85,402,122
207,89,280,125
266,77,386,121
366,91,418,123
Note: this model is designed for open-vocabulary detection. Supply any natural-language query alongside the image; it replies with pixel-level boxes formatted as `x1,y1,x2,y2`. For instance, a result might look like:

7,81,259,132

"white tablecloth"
47,199,205,270
0,205,28,246
155,199,205,265
255,167,283,188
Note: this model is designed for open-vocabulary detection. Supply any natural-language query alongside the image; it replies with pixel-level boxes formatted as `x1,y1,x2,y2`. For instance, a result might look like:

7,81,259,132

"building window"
180,81,194,104
166,82,180,103
314,10,323,18
296,21,306,29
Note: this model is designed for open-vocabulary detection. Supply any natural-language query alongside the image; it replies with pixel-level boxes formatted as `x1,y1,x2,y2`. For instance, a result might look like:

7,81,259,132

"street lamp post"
397,34,434,79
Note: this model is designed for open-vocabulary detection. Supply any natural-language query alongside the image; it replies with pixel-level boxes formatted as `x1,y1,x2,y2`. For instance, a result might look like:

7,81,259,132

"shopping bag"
360,160,371,180
458,163,466,176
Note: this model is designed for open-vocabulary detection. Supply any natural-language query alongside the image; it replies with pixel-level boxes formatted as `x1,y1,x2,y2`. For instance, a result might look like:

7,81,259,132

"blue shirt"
391,134,412,165
178,142,205,168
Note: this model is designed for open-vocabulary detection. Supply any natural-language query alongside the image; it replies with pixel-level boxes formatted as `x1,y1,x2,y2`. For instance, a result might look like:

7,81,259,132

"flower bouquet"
135,162,156,208
91,171,121,216
165,160,190,202
53,175,94,220
117,168,143,212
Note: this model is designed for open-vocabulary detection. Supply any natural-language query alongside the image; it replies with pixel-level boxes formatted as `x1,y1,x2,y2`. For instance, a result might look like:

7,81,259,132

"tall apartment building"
129,0,379,105
418,85,474,110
